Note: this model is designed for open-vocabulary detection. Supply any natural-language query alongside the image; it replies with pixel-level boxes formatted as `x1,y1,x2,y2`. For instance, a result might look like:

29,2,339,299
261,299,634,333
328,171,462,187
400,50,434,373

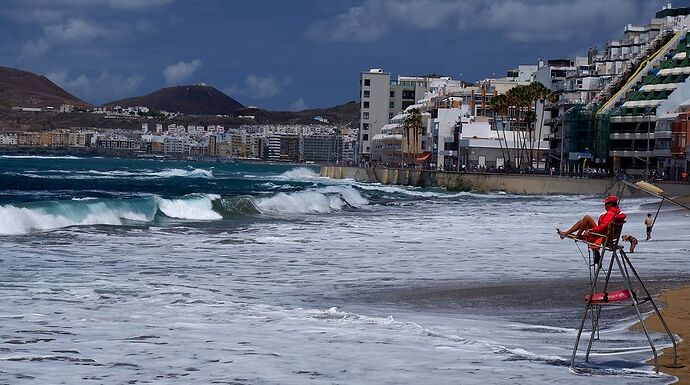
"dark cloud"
0,0,674,109
307,0,661,43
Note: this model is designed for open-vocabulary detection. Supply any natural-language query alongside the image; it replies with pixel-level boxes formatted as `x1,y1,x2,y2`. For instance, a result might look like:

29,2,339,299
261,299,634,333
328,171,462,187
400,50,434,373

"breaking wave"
4,167,214,180
0,155,83,159
276,167,321,180
0,186,368,235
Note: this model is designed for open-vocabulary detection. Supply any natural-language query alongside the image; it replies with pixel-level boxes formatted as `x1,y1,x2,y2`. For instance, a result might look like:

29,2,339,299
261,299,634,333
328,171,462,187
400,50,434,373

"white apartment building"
164,136,185,154
358,69,391,161
358,69,432,162
0,133,17,146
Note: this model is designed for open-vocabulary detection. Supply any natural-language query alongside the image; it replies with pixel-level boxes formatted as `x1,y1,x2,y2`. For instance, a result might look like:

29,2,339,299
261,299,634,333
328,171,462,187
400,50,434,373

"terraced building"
605,28,690,176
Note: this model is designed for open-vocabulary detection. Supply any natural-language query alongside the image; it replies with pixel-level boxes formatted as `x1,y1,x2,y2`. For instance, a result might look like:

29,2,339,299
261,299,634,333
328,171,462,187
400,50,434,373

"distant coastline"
0,147,324,168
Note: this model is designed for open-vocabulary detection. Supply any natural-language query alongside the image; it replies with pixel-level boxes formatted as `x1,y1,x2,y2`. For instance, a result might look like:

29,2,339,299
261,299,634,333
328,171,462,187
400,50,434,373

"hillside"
0,67,91,108
236,101,359,126
106,84,244,116
0,67,359,131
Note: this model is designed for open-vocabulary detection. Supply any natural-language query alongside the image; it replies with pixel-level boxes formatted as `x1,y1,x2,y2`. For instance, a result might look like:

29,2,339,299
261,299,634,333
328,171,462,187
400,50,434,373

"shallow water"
0,155,688,384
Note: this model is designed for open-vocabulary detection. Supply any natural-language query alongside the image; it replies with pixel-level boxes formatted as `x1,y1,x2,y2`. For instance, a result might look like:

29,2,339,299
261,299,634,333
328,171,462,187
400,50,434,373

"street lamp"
555,106,577,176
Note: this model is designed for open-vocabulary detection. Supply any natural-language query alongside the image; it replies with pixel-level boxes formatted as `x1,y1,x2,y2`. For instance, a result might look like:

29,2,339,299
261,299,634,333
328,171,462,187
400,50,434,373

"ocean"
0,155,688,385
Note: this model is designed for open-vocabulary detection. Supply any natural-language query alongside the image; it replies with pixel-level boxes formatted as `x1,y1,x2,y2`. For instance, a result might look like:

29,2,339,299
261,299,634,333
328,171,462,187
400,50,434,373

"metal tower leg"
620,250,679,368
585,252,616,363
613,250,660,372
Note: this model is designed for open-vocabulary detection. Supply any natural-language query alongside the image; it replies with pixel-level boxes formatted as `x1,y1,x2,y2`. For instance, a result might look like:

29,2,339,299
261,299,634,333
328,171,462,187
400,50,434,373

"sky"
0,0,681,110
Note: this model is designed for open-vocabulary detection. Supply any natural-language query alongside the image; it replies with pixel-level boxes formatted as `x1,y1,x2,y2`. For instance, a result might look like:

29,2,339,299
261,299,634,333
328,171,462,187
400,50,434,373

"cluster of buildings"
0,123,357,164
357,2,690,179
13,104,173,118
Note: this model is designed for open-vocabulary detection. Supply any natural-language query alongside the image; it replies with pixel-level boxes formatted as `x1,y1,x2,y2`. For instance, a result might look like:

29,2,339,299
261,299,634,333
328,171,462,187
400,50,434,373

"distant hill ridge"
0,67,359,128
105,84,244,116
0,67,91,108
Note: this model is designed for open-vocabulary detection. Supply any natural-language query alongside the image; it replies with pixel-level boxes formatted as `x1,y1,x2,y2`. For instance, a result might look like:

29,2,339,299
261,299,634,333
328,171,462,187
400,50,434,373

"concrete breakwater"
320,166,690,196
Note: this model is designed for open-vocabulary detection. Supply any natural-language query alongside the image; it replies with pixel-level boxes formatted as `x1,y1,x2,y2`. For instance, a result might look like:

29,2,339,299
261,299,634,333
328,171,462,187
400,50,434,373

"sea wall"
320,166,690,196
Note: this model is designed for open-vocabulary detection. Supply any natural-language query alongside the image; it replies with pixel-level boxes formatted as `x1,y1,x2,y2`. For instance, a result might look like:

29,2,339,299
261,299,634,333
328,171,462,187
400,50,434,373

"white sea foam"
255,191,340,214
155,195,222,220
5,168,214,180
154,168,214,178
0,155,82,159
317,185,369,207
352,182,454,197
276,167,321,180
254,185,368,214
0,195,223,234
0,201,151,235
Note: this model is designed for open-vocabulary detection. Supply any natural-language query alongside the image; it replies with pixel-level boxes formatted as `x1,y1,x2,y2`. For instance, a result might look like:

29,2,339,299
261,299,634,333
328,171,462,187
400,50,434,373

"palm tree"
507,86,530,167
403,108,422,165
491,94,511,167
528,82,555,169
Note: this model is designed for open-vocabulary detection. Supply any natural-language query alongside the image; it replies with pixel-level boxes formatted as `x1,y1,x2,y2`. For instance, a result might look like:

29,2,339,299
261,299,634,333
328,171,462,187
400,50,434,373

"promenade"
321,165,690,196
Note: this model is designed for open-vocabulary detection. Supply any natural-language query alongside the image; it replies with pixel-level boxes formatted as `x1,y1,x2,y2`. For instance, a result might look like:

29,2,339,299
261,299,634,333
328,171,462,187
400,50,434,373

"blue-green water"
0,155,686,384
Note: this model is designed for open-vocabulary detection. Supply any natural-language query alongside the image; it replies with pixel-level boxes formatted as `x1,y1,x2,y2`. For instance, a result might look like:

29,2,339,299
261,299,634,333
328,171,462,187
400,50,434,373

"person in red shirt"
557,195,621,240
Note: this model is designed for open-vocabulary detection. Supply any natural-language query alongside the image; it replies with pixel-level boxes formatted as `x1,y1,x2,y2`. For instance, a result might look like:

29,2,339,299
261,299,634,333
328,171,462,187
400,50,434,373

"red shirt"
591,206,621,234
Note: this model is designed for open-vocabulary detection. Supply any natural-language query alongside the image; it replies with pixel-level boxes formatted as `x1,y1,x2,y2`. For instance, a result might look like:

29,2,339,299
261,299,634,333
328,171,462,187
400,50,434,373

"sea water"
0,155,688,385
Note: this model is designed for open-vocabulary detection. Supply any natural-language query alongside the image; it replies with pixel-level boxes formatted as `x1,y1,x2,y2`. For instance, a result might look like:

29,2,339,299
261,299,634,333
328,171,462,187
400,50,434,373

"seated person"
557,195,622,244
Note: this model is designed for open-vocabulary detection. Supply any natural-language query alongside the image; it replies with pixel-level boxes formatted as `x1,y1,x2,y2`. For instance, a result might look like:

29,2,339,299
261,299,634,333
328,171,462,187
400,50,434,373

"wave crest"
254,185,368,214
276,167,321,180
0,186,369,234
3,167,214,180
0,198,157,235
155,194,222,220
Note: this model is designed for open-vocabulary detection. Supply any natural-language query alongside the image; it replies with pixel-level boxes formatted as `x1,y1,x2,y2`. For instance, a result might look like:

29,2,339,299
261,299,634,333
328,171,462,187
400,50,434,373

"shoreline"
639,286,690,383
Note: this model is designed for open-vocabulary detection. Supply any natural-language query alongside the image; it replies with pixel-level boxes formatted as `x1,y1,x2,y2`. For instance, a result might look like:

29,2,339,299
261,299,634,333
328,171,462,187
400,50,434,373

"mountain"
0,66,358,130
0,67,91,108
234,101,359,127
105,84,244,115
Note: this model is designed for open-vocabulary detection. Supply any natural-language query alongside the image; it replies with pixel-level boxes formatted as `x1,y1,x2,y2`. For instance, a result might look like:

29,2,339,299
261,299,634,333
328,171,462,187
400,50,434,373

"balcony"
609,150,654,157
655,130,672,139
609,132,655,140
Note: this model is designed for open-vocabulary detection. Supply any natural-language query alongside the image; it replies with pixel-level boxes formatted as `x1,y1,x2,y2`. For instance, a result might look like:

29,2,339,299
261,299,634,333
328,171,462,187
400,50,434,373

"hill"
106,84,244,116
0,67,91,108
236,101,359,127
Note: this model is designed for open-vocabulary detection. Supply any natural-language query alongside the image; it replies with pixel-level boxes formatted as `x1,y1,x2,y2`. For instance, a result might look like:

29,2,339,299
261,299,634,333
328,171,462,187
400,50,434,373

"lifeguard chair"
566,211,679,373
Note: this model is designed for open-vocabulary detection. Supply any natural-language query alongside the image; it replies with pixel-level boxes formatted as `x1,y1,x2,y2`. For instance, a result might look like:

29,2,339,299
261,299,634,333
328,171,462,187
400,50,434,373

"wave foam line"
0,200,153,235
253,185,368,214
276,167,321,180
4,168,214,180
0,194,224,235
156,194,222,220
0,186,370,234
0,155,82,159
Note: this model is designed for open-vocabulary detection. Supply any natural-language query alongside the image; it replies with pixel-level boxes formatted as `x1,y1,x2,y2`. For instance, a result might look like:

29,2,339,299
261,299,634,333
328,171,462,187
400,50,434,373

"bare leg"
558,215,596,237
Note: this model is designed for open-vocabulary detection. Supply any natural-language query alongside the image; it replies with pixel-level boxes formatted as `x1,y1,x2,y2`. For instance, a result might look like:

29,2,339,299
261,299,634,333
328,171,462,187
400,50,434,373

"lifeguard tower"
564,196,679,373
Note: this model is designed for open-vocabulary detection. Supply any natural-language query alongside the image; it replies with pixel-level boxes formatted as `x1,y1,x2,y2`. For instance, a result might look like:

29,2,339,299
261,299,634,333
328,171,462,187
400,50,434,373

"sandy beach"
641,286,690,383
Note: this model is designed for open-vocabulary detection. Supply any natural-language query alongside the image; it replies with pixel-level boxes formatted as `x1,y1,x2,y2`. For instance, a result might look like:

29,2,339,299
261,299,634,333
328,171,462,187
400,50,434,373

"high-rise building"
358,69,431,162
358,69,390,162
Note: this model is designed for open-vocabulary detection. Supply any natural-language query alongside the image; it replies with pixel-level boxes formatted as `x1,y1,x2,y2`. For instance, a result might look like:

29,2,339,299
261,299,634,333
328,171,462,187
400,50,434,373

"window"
390,90,395,97
363,123,370,130
363,112,369,119
389,112,394,119
363,101,370,108
363,90,370,97
389,102,394,109
364,79,371,86
363,134,369,141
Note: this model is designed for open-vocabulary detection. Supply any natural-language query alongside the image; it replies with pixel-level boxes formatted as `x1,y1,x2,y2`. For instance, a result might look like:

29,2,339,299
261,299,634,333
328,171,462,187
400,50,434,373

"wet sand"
640,286,690,384
350,277,689,327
